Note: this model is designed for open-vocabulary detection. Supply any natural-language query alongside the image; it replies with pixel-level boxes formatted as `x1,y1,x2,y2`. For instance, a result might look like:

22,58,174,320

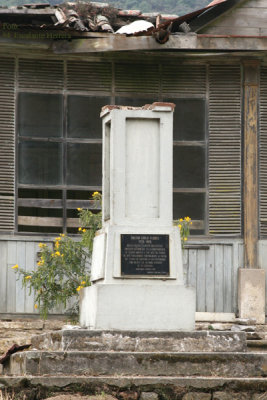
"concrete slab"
6,351,267,377
238,268,265,324
31,330,247,353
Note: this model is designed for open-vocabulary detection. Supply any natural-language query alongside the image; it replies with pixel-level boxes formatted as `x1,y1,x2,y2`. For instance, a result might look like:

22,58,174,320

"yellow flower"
190,222,192,225
11,264,19,269
179,218,183,222
55,251,61,256
51,253,55,257
184,237,188,241
82,229,86,233
185,216,191,222
76,286,81,292
60,233,65,237
25,275,32,280
92,191,99,197
37,261,44,266
77,208,83,211
55,241,59,249
55,237,61,242
38,243,46,248
81,281,86,285
78,227,82,232
178,224,182,229
34,304,38,309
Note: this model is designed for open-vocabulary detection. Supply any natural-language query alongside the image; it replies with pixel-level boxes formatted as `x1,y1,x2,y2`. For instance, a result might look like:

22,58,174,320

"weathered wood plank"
205,245,215,312
24,242,36,313
188,249,197,289
0,241,7,313
214,245,224,312
6,241,17,313
206,7,267,29
204,27,260,35
15,242,26,313
196,250,206,312
243,60,259,268
223,245,233,313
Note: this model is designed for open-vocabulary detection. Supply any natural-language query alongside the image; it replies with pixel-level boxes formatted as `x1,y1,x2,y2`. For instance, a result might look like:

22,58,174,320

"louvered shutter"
0,58,15,231
162,64,206,96
209,65,242,235
115,63,159,95
260,66,267,236
18,59,64,90
67,61,112,92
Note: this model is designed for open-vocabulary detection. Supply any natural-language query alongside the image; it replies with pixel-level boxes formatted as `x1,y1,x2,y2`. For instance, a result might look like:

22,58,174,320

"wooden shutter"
0,58,15,231
209,65,242,235
67,61,112,92
162,64,206,96
260,66,267,236
18,59,64,90
115,63,159,95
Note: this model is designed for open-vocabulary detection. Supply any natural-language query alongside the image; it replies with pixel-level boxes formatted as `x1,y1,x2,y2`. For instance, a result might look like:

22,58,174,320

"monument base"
80,283,195,331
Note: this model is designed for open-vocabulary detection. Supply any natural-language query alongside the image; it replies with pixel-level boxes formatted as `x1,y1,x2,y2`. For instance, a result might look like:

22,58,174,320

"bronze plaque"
121,234,170,276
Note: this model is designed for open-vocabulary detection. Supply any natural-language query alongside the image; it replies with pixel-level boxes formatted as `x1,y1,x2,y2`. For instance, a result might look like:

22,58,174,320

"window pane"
18,93,63,138
165,98,206,141
68,95,110,138
67,143,102,186
173,146,205,188
115,97,157,108
19,141,62,185
173,192,205,221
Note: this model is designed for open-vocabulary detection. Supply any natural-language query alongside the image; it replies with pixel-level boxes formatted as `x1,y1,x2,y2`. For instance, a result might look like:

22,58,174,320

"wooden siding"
183,241,242,313
201,0,267,36
0,238,243,315
0,238,64,314
208,65,242,236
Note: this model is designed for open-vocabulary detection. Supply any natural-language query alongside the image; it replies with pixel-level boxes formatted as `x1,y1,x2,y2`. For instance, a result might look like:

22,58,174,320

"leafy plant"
12,192,102,319
174,216,192,247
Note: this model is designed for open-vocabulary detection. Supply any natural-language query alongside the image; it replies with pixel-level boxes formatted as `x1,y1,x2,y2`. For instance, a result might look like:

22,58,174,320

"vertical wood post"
243,60,259,269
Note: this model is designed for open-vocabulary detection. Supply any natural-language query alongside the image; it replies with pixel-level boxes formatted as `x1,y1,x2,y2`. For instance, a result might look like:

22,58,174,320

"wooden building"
0,0,266,319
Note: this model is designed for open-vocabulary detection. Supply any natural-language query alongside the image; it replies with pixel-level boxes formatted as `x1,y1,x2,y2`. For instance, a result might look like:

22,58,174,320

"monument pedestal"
80,284,195,331
80,103,196,331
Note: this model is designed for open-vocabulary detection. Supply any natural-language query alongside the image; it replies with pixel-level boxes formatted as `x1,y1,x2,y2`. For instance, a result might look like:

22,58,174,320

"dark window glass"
18,93,63,138
173,192,205,221
115,97,156,107
68,96,110,139
173,146,205,188
67,143,102,186
19,141,62,185
165,98,206,141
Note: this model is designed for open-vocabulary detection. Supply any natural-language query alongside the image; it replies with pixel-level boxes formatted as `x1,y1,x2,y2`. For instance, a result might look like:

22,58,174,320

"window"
17,93,109,234
166,98,207,235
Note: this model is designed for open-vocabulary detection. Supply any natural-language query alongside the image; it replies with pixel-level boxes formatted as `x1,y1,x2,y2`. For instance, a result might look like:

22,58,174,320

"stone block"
182,394,211,400
213,393,250,400
140,393,159,400
238,268,265,324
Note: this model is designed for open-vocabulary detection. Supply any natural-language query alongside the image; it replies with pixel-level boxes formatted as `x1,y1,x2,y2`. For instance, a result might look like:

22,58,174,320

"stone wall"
0,318,65,356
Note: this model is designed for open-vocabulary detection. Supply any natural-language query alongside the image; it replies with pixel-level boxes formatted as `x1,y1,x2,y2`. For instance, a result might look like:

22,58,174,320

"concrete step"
6,350,267,377
247,340,267,351
31,329,247,353
2,375,267,398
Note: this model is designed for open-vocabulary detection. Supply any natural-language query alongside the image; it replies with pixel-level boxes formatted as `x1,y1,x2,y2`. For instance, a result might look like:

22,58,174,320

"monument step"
2,375,267,394
31,329,247,353
6,350,267,378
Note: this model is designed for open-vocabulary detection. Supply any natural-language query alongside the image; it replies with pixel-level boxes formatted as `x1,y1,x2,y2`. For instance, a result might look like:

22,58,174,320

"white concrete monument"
80,102,195,331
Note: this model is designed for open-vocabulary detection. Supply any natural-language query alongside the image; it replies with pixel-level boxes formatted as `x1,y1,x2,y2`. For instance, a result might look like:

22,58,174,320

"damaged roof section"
0,1,188,34
0,0,231,36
